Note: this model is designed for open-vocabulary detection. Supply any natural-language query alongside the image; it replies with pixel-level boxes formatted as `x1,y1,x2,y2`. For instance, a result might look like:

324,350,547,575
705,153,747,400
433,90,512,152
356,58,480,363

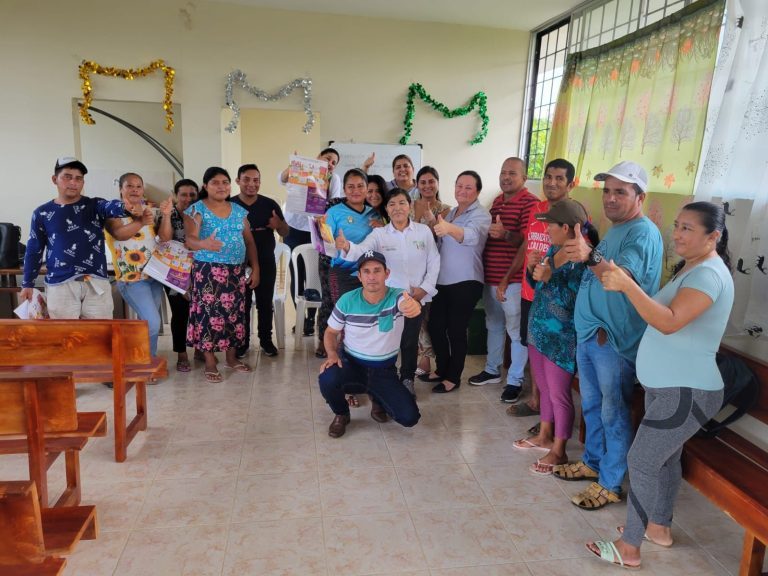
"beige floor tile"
62,530,129,576
431,564,533,576
113,524,228,576
324,512,427,575
246,407,315,437
136,476,236,528
79,436,166,482
454,427,528,464
224,517,326,575
316,424,393,468
240,434,318,474
396,463,489,510
168,408,248,444
232,471,321,521
383,428,466,466
497,501,600,561
156,440,243,479
80,480,150,532
469,462,568,505
438,401,510,430
411,506,519,568
320,466,407,516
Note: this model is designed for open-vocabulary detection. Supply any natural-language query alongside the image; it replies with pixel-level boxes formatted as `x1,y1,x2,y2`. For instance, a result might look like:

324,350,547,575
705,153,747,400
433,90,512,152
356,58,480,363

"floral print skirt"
186,261,247,352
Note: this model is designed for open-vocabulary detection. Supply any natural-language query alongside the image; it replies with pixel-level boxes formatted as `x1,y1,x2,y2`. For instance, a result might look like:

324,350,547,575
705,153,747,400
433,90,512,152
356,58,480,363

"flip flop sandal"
572,482,621,510
513,437,549,451
552,461,599,482
225,361,251,373
529,459,555,476
415,368,427,377
506,403,540,417
346,395,360,408
204,370,223,383
616,526,673,547
586,540,640,570
176,360,191,373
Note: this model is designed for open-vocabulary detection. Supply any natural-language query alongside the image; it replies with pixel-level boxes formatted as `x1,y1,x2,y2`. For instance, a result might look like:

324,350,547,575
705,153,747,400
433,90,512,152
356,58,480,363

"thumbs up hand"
563,222,591,263
202,229,224,252
399,290,422,318
335,228,350,252
489,213,506,239
532,256,551,282
363,152,375,172
267,209,282,230
600,259,630,292
159,195,174,217
433,214,451,238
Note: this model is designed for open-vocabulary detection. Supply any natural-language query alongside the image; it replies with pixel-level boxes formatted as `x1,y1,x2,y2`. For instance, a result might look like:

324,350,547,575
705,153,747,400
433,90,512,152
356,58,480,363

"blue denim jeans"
117,279,164,357
318,353,420,427
576,333,636,493
483,283,527,385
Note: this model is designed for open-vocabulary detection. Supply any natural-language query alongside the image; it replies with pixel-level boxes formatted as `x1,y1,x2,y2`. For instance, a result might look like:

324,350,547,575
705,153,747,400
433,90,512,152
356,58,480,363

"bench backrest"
0,373,77,435
0,481,46,564
0,319,151,369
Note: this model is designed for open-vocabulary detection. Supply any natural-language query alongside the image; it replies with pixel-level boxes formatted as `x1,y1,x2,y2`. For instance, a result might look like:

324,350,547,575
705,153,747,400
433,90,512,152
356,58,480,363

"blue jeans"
576,333,636,493
117,279,164,357
318,353,420,427
483,283,527,385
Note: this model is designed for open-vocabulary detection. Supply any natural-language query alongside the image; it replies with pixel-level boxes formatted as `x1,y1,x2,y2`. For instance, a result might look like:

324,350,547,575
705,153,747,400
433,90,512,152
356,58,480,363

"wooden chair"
0,480,97,574
0,319,167,462
0,372,106,508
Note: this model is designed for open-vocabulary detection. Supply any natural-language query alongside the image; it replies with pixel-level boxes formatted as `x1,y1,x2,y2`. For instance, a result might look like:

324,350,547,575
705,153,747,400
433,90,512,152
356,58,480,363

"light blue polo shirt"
325,201,374,272
574,216,663,361
637,258,733,390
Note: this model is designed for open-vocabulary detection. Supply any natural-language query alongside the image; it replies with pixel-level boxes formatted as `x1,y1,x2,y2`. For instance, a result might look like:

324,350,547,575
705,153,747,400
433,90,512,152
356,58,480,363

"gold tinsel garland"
78,59,176,131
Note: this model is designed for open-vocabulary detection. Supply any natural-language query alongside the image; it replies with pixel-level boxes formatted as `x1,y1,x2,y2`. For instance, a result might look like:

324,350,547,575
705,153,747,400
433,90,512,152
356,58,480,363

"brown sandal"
552,461,599,482
572,482,621,510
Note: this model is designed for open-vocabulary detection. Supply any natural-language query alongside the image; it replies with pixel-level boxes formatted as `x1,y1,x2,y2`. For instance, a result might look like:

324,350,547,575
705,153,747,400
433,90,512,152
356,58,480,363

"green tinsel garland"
399,83,489,145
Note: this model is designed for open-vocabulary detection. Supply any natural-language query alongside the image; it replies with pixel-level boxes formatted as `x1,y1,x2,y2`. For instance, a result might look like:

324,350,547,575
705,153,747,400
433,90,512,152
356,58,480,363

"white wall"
0,0,530,237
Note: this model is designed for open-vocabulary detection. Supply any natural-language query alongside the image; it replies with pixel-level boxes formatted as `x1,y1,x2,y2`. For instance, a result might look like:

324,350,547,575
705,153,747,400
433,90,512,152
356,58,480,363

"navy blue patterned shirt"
23,196,126,287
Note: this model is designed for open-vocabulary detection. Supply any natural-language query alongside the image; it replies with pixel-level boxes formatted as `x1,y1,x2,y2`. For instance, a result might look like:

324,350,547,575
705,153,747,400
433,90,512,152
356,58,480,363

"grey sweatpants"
623,385,723,547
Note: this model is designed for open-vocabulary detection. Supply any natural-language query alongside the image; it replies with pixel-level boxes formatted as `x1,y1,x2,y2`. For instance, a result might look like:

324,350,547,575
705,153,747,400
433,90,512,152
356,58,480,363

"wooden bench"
0,480,97,574
0,372,107,508
0,319,167,462
682,345,768,576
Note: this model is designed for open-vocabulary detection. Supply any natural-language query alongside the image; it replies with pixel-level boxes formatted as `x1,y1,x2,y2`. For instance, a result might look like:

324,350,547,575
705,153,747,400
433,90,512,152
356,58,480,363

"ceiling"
206,0,585,31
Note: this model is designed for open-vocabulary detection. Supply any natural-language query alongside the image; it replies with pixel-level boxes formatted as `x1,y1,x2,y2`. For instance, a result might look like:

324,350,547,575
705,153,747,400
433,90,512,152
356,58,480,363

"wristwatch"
586,247,604,267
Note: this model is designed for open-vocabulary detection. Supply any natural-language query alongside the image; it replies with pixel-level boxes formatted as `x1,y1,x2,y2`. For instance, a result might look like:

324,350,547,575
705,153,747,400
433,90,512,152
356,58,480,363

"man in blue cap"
318,250,422,438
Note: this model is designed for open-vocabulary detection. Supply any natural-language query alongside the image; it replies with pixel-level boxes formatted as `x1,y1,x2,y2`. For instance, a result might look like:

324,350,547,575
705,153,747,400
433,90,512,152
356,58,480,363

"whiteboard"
329,141,423,183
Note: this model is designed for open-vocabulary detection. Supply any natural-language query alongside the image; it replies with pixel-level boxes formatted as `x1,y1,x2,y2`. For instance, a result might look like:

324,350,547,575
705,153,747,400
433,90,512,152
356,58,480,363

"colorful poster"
308,215,335,256
14,288,48,319
285,154,329,215
143,240,193,293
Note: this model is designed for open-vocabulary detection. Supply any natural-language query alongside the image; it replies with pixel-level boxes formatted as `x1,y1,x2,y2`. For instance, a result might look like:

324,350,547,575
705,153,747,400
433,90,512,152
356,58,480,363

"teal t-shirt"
637,258,734,390
574,216,663,361
325,202,374,272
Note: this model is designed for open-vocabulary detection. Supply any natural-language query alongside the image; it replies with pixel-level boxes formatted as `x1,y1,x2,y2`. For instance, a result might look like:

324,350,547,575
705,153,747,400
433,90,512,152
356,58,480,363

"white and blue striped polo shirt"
328,286,405,366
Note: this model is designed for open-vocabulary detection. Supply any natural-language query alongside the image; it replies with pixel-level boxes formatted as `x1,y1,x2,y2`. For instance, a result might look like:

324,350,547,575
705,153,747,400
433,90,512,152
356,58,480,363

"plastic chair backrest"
273,242,290,302
291,244,321,303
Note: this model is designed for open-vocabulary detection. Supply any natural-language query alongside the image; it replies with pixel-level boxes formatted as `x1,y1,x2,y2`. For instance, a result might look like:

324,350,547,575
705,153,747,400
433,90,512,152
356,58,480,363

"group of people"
22,150,734,571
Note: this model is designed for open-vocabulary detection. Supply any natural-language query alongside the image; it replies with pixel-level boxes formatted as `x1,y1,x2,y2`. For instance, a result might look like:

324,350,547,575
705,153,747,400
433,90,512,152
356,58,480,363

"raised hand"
532,256,551,282
563,223,591,263
363,152,375,171
267,210,282,230
159,196,173,217
335,228,349,251
140,207,154,226
202,229,224,252
600,259,631,292
433,214,450,237
399,291,422,318
489,214,506,239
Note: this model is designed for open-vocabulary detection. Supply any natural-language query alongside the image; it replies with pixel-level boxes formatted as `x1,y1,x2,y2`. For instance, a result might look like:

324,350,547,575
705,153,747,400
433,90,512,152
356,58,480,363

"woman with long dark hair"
586,202,734,569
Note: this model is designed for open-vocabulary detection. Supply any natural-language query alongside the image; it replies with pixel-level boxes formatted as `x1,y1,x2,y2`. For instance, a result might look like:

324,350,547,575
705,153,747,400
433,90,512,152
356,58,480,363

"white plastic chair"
291,244,322,350
272,242,291,349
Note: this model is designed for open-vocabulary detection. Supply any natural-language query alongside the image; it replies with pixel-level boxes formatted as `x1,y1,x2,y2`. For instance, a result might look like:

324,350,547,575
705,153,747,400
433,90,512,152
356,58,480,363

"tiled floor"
1,332,753,575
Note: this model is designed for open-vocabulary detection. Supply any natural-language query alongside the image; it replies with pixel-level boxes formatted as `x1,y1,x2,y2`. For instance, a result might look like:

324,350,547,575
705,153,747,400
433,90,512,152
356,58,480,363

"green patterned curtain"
545,0,724,274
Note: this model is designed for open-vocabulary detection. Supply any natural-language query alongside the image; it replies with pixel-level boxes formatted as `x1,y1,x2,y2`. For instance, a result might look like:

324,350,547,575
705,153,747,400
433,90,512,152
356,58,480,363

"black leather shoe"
370,401,389,423
261,341,278,357
328,414,351,438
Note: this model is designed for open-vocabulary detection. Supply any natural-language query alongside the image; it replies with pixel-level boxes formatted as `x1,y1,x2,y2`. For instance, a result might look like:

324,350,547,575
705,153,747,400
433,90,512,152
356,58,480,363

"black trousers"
164,286,190,354
242,259,277,349
399,312,422,382
284,226,315,322
428,280,483,384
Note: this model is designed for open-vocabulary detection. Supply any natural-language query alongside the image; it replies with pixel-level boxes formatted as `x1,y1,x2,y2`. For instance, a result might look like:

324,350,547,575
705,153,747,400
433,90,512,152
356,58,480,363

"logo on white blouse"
63,243,78,257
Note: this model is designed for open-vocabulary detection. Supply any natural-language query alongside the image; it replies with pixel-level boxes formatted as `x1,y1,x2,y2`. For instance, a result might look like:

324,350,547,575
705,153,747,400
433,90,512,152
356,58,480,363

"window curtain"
545,0,724,278
694,0,768,340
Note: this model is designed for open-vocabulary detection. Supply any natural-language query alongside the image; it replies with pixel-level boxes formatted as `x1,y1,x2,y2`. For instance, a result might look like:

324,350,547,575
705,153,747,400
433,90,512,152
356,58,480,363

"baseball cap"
535,199,589,227
55,156,88,175
356,250,387,269
594,160,647,193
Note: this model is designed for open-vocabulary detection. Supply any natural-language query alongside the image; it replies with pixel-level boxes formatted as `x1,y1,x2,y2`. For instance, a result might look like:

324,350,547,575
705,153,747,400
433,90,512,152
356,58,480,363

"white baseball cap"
594,161,648,193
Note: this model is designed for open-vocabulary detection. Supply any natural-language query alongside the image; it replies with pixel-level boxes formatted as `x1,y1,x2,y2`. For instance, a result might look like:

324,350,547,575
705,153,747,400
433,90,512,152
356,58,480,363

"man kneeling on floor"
319,251,422,437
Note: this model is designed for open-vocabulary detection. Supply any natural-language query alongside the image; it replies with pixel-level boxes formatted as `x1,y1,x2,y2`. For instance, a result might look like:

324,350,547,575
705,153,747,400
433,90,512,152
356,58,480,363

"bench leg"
113,379,127,463
740,532,766,576
53,450,81,508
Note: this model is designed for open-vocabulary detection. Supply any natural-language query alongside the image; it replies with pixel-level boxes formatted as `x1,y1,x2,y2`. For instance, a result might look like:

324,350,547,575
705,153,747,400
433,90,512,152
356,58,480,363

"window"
521,0,695,178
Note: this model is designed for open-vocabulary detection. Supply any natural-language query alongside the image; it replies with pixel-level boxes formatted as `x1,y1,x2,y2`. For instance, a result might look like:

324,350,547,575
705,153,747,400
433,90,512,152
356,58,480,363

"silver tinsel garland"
224,70,314,134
